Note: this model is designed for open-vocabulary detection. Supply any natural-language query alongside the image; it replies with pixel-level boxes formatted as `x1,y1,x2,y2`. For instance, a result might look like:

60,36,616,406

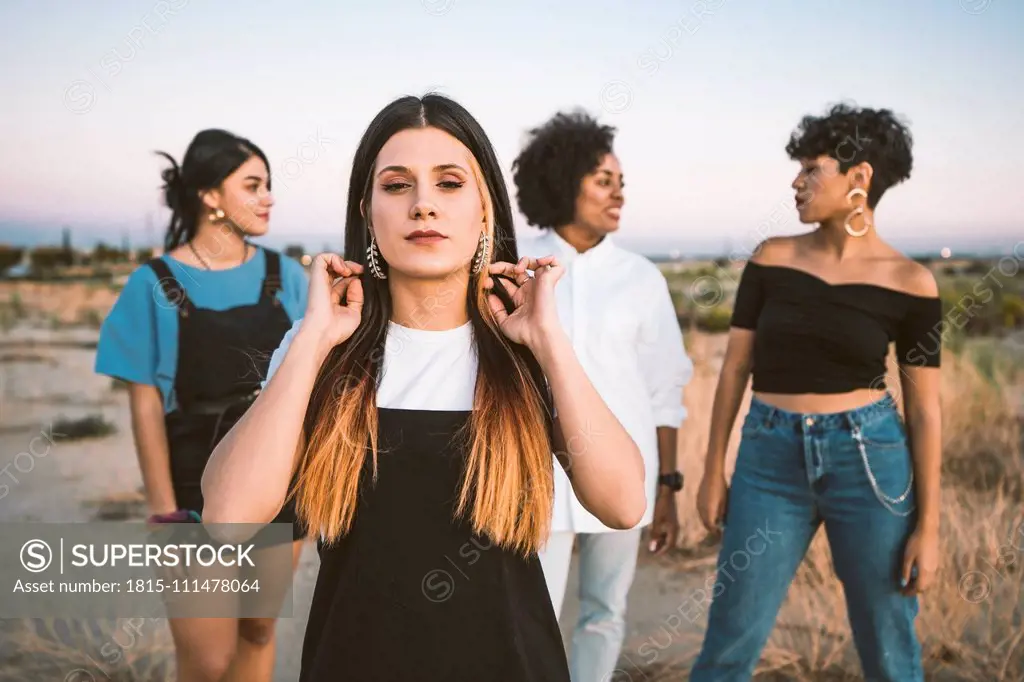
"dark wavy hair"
511,110,617,229
785,102,913,209
294,94,555,556
155,129,271,251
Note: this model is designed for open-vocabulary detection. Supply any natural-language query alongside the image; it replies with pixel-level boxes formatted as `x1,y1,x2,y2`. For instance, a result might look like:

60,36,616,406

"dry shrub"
940,345,1024,500
676,332,1024,680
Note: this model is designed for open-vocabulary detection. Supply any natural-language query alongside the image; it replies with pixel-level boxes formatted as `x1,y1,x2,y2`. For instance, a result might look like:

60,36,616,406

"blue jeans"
538,528,643,682
690,394,923,682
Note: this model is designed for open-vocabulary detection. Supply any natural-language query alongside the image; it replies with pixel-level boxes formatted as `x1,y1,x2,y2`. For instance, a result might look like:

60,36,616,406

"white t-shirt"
263,319,478,411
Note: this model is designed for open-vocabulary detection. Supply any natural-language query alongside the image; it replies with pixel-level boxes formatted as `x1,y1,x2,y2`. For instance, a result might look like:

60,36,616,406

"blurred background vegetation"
660,256,1024,343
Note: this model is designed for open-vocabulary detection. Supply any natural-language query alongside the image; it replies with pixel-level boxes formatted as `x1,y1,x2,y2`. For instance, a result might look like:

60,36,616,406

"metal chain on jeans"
850,425,916,517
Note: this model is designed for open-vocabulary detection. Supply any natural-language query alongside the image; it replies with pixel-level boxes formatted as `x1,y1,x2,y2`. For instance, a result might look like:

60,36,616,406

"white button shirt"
518,229,693,534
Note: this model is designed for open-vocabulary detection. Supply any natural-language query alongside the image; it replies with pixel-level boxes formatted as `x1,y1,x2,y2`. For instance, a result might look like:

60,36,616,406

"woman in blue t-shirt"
95,129,309,682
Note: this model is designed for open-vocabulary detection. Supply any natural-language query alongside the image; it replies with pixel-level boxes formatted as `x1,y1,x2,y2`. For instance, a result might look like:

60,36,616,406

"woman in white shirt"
513,109,693,682
199,93,648,681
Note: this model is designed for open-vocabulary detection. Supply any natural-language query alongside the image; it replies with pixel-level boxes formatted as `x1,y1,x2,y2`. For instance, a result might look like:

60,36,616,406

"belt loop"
843,410,858,434
764,405,777,428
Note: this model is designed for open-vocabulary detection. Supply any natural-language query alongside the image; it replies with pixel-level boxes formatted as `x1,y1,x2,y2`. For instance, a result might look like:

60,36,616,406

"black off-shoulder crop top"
730,261,943,394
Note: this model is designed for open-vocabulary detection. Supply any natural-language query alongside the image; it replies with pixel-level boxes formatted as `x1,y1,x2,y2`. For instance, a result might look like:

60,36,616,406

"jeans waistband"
748,393,898,434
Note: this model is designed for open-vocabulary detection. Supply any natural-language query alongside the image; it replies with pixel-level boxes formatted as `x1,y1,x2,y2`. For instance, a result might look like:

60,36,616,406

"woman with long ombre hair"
200,93,647,681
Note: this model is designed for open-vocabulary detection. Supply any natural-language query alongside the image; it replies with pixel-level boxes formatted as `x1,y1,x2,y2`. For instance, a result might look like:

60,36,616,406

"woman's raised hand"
303,253,365,347
485,255,564,350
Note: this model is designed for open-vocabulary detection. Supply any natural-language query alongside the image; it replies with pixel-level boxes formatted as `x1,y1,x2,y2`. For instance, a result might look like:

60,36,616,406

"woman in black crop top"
690,104,942,682
198,93,649,682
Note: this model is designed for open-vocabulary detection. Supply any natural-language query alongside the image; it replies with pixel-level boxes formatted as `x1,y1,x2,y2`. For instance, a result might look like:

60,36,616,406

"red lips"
406,229,446,240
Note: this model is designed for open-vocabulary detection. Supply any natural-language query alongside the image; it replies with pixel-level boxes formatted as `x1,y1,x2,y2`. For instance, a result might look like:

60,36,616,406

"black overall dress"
298,408,571,682
146,248,303,542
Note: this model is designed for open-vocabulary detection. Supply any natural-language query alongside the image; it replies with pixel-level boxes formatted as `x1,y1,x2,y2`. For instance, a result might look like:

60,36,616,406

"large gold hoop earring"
471,232,490,275
844,188,871,237
367,233,387,280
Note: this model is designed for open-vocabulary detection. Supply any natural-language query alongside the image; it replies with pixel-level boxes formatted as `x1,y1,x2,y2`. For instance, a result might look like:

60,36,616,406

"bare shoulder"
749,233,808,266
893,256,939,298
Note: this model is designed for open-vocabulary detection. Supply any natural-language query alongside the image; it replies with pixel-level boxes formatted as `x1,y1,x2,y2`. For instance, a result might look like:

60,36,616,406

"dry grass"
673,332,1024,681
1,619,173,682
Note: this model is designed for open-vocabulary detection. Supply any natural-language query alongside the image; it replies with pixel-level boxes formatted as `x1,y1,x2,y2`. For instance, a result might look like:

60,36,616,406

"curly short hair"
785,102,914,209
512,110,616,229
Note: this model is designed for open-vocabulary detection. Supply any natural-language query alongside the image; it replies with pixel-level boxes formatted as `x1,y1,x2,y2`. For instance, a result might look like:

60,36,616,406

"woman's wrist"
296,318,338,364
147,501,178,517
704,448,727,474
916,487,941,535
916,513,940,537
528,324,570,366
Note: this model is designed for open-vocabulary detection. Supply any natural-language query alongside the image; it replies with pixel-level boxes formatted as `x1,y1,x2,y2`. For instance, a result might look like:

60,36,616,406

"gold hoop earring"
209,208,225,222
471,232,490,275
367,233,387,280
844,188,870,237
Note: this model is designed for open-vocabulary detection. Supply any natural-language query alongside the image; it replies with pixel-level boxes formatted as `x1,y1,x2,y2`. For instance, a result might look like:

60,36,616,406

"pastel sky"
1,0,1021,255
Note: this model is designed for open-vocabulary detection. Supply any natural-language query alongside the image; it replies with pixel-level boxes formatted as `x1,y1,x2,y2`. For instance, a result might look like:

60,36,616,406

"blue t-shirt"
95,247,308,412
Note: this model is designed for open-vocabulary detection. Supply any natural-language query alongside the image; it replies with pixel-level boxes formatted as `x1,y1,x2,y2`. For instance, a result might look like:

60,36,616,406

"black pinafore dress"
299,408,571,682
146,248,304,542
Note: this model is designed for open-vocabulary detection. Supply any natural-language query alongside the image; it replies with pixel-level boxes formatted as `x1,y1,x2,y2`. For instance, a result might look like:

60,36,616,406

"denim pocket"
851,418,915,517
739,410,771,440
856,412,908,449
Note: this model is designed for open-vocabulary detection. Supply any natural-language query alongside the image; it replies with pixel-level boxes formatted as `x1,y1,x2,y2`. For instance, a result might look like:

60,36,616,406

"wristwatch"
658,471,684,492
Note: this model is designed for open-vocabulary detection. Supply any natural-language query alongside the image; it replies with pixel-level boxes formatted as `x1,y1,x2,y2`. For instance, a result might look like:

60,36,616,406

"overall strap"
145,258,190,315
261,248,283,304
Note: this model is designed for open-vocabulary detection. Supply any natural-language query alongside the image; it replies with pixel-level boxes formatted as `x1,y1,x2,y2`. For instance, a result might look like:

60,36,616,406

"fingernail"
899,577,907,587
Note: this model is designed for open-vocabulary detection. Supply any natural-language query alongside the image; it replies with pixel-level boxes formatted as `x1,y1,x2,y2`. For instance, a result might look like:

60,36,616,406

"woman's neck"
554,223,604,254
816,209,880,259
189,222,250,267
388,270,471,331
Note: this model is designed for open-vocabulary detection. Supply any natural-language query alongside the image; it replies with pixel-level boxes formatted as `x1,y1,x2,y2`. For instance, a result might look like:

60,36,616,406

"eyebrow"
376,163,468,177
244,175,265,182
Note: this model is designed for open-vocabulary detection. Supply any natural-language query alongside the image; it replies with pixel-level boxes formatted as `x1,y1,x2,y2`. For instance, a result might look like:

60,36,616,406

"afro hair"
511,110,617,229
785,102,914,209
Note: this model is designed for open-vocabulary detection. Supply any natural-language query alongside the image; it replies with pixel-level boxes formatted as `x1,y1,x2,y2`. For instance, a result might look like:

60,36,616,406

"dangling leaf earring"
844,188,871,237
471,232,490,275
367,232,387,280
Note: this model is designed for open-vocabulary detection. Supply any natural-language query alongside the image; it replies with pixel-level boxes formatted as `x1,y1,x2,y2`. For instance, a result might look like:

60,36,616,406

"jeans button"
805,417,814,427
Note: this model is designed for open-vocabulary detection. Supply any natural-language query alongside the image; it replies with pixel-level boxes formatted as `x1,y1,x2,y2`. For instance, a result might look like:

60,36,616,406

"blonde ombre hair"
289,94,555,557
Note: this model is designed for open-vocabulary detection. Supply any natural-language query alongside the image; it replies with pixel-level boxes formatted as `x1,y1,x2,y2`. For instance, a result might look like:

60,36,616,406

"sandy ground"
0,325,731,681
